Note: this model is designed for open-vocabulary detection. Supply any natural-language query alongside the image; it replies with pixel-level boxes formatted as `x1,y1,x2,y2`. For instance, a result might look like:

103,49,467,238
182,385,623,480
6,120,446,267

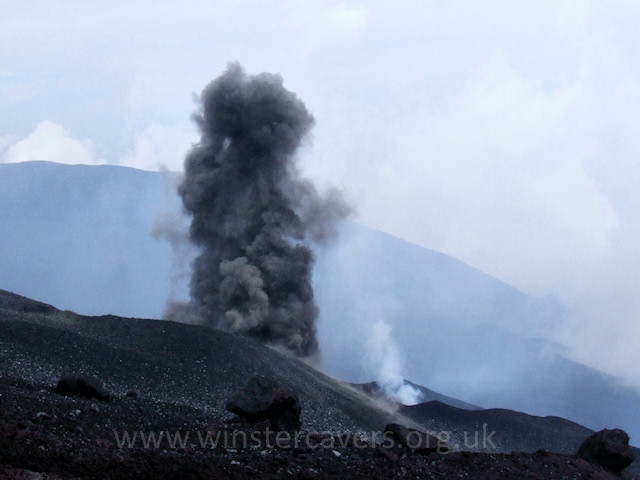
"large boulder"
54,375,111,401
226,375,301,431
384,423,450,455
577,428,634,475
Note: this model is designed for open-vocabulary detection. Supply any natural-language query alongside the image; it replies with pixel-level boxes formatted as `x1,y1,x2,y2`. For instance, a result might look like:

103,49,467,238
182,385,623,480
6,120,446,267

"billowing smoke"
177,63,347,357
365,319,423,405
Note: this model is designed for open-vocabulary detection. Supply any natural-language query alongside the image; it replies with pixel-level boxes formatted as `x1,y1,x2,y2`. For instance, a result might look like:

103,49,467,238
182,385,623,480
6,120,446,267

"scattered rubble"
384,423,451,455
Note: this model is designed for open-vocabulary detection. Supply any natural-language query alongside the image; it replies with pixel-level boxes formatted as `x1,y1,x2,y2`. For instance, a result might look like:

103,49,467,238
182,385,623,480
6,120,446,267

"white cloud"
286,2,368,56
119,124,197,171
0,135,16,155
1,121,105,165
327,3,368,31
393,57,618,298
312,55,619,299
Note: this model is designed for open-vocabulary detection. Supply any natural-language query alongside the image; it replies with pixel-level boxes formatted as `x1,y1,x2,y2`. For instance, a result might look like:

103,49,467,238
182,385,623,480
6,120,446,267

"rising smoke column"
178,63,344,357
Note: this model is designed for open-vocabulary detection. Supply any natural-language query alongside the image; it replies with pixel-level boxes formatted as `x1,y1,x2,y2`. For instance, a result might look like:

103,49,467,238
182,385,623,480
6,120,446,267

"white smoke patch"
364,319,422,406
162,301,203,325
1,121,105,165
151,169,197,323
314,223,422,404
119,124,197,171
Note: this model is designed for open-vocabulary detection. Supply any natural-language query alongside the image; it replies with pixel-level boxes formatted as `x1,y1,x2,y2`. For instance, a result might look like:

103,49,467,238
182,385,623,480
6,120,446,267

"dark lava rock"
253,419,272,433
54,375,111,401
226,375,301,431
577,428,634,475
384,423,450,455
375,444,400,463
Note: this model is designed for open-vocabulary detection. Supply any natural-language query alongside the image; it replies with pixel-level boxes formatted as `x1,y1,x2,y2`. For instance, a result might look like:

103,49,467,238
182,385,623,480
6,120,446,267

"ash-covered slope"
0,290,395,434
2,288,639,478
400,400,640,475
403,400,593,454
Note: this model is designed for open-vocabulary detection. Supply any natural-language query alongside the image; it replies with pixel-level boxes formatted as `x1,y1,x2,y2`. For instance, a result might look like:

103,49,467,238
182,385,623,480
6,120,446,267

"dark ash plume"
178,63,347,357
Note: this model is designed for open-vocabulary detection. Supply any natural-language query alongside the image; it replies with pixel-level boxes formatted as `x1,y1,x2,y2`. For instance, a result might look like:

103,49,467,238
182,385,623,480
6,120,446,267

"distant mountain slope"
1,161,639,441
0,161,176,319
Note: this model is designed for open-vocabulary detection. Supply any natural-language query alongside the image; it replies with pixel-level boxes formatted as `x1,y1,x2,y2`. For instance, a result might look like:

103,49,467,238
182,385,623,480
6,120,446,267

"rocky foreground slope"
0,290,637,479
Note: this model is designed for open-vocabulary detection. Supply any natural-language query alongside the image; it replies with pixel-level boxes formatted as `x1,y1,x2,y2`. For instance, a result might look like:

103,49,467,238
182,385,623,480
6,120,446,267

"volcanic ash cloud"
178,63,347,357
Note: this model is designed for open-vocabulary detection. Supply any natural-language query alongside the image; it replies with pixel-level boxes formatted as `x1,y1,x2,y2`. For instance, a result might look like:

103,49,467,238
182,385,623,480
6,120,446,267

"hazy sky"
2,1,640,383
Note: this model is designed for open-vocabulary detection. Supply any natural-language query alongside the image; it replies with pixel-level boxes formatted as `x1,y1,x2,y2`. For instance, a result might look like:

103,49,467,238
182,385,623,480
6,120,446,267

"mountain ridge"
1,160,639,441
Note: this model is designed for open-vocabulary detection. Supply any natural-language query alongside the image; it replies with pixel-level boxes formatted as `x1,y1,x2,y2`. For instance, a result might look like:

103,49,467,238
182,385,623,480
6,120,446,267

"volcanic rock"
226,375,301,431
384,423,450,455
577,428,634,475
375,444,400,463
54,375,111,402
